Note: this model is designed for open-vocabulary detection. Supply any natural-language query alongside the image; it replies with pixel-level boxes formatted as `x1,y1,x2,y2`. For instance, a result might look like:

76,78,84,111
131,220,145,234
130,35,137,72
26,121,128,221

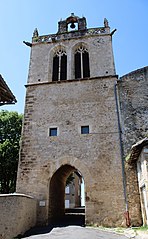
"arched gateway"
16,14,126,227
49,164,84,222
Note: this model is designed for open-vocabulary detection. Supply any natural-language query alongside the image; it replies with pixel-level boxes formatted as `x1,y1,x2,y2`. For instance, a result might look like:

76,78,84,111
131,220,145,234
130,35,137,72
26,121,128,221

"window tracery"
75,45,90,79
52,48,67,81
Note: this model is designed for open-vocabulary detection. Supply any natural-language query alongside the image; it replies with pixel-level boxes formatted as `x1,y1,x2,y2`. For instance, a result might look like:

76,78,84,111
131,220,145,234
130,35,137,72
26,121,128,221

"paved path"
23,226,128,239
22,215,147,239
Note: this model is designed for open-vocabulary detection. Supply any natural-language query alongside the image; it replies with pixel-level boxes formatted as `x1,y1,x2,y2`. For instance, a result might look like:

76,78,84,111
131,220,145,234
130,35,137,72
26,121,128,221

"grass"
87,224,148,234
132,226,148,232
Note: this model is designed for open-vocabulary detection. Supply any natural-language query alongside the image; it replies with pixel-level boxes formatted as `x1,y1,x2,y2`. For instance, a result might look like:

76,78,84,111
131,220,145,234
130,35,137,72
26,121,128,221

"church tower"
16,14,125,226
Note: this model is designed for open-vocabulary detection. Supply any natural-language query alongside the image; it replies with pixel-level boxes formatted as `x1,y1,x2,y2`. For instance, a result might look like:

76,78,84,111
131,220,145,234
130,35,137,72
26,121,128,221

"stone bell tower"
16,13,125,226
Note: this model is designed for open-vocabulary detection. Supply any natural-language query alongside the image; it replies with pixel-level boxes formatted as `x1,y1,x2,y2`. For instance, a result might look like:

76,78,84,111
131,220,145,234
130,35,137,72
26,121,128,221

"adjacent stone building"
16,14,148,227
125,138,148,226
118,67,148,226
118,66,148,156
65,172,82,209
137,143,148,226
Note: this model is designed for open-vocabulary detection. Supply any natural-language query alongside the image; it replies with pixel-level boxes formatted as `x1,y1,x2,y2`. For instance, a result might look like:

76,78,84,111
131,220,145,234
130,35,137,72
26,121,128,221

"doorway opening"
140,185,148,225
49,164,85,226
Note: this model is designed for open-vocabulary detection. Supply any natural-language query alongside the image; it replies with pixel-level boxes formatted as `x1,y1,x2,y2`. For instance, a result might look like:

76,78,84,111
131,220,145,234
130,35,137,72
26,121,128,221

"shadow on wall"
0,194,36,239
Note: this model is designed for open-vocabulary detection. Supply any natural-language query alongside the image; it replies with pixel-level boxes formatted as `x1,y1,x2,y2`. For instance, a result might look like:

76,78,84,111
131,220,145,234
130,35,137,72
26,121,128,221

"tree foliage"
66,173,74,186
0,110,22,193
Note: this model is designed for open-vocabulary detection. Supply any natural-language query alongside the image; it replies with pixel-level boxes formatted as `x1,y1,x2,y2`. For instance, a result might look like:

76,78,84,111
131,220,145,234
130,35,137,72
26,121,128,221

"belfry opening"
49,164,85,225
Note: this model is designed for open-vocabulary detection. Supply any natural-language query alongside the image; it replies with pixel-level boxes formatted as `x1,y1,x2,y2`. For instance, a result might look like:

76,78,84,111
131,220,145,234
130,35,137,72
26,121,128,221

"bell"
70,22,75,29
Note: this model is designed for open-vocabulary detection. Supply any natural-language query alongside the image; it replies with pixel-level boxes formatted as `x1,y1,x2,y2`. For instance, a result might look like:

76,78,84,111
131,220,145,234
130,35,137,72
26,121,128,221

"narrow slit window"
60,54,67,80
75,52,81,79
52,55,59,81
83,51,90,78
81,126,89,134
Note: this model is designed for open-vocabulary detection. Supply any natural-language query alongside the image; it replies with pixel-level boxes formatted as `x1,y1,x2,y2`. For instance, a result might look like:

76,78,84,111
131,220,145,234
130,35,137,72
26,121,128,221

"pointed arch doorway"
49,164,85,225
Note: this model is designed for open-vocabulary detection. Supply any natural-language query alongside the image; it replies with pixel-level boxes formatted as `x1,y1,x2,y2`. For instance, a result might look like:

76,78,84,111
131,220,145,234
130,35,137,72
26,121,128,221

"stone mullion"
80,51,83,78
58,55,61,81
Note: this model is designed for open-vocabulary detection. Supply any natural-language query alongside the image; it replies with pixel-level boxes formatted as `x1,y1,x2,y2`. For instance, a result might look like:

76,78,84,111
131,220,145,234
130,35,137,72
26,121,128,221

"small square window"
81,126,89,134
49,127,57,136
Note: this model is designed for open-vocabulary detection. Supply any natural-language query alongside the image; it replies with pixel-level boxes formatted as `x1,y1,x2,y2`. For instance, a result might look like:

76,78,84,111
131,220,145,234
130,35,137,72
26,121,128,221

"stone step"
65,207,85,214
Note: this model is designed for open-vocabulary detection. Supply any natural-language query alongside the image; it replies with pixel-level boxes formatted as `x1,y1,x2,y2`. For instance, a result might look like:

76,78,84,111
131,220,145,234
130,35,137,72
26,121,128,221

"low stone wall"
0,193,37,239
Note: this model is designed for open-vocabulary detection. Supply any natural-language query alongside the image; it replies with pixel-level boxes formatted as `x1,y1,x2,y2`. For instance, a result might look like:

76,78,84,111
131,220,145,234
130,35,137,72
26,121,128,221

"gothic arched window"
75,46,90,79
52,49,67,81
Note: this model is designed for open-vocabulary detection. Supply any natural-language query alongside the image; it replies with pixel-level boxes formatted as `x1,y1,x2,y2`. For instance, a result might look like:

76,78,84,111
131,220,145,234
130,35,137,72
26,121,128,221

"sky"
0,0,147,113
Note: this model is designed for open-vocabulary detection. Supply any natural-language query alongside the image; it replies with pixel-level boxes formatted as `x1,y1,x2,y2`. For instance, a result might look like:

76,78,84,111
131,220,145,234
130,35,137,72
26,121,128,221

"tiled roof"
128,138,148,164
0,75,17,106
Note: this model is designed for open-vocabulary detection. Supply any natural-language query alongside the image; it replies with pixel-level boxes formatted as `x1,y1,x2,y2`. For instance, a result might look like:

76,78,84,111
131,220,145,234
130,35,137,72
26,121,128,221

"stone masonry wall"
0,194,36,239
28,34,115,85
125,162,142,226
118,66,148,226
16,76,126,226
16,18,126,227
118,66,148,156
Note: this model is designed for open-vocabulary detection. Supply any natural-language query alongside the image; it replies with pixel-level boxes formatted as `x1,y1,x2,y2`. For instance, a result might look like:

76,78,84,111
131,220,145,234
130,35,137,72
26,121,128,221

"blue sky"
0,0,148,113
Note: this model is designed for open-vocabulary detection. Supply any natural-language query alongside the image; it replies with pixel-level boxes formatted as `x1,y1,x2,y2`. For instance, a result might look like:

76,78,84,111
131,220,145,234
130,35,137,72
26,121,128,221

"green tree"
66,173,74,186
0,110,22,193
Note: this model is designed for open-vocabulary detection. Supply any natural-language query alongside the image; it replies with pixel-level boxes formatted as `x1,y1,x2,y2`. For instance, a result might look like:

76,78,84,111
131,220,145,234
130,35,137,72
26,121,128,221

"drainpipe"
114,80,130,227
